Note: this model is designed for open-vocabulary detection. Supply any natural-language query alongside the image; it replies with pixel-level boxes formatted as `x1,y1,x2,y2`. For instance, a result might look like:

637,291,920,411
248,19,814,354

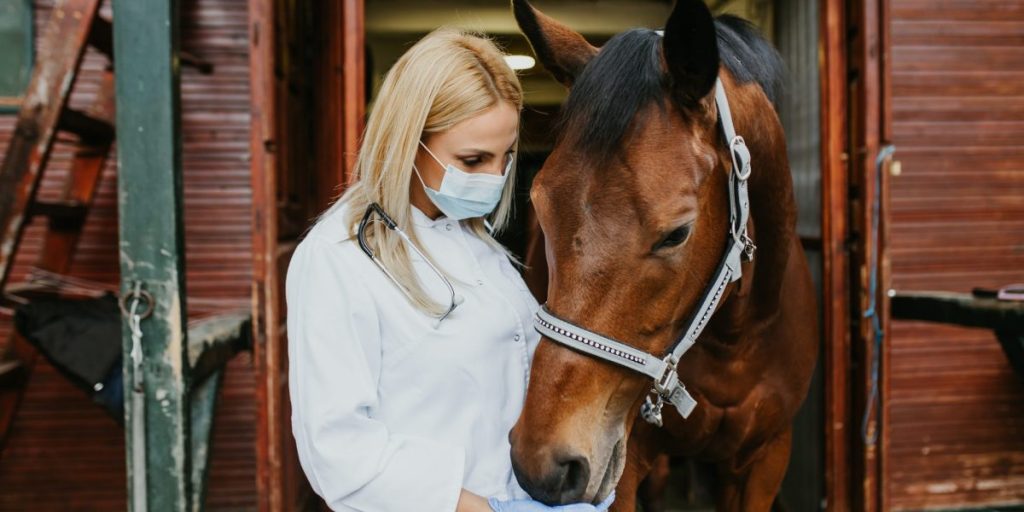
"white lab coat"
285,197,541,512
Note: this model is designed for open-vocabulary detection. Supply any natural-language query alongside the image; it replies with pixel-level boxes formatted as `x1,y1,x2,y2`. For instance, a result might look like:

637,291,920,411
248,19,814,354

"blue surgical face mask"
413,140,512,221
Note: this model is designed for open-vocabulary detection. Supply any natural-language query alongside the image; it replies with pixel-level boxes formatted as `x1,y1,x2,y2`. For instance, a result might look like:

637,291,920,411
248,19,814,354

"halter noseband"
533,77,756,427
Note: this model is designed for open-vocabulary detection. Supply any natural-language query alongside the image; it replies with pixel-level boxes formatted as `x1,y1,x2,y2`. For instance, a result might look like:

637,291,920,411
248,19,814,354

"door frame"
249,0,365,510
820,0,893,509
820,0,852,507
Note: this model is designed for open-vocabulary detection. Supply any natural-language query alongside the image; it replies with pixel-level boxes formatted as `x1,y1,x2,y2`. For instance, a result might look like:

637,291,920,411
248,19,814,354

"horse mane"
715,15,784,104
556,15,784,165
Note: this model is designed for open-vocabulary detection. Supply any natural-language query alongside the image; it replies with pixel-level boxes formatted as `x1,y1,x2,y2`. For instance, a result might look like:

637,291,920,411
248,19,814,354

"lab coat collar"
314,200,451,244
410,204,450,228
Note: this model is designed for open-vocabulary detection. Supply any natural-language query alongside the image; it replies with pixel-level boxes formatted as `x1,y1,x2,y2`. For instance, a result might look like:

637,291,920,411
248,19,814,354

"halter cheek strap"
533,77,755,427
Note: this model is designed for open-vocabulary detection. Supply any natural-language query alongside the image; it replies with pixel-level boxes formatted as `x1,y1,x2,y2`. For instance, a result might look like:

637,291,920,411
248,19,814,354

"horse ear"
512,0,598,87
661,0,720,106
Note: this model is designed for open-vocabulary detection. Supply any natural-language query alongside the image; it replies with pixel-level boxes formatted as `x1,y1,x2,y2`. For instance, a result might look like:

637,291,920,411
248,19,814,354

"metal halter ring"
119,287,155,319
729,135,751,181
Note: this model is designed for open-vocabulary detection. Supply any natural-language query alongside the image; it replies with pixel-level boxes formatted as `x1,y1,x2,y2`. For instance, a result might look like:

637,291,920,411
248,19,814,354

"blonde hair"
318,27,524,316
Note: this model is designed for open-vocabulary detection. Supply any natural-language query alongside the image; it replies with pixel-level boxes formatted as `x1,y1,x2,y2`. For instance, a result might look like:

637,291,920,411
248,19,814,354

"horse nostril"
555,454,590,503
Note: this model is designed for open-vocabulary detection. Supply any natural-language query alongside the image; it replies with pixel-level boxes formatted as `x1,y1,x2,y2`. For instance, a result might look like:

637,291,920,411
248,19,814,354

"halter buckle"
642,355,681,427
729,136,752,181
653,355,679,395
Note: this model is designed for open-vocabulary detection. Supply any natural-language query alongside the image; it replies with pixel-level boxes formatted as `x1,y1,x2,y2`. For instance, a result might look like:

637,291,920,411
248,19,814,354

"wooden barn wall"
886,0,1024,509
0,0,257,509
773,0,824,510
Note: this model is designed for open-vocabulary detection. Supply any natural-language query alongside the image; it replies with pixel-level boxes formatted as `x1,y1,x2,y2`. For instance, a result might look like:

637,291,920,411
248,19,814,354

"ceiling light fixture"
504,55,536,71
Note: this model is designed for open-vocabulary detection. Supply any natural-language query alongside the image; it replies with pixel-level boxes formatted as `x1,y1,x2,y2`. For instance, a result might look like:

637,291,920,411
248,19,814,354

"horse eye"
658,225,692,250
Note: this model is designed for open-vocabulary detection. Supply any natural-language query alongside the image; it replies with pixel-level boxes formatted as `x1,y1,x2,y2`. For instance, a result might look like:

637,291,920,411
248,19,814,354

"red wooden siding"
0,0,257,509
886,0,1024,509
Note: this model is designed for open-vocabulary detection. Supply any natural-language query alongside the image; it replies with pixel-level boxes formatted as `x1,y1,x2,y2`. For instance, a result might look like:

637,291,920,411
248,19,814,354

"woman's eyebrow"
457,142,518,156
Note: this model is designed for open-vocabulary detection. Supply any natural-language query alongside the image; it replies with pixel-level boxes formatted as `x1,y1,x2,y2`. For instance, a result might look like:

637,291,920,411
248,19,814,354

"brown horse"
508,1,818,511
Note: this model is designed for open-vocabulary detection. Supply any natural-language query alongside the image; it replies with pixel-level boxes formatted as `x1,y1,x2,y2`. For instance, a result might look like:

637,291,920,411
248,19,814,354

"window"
0,0,33,112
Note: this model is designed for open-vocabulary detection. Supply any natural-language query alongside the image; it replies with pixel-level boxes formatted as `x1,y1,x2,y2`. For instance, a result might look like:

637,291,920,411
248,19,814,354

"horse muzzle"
509,425,625,505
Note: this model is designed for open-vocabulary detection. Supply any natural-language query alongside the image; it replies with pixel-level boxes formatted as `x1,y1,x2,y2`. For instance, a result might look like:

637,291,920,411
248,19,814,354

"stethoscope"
357,202,463,326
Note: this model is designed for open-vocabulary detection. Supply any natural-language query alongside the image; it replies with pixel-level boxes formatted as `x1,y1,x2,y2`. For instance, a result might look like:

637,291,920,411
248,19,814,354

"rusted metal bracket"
187,311,252,387
891,291,1024,382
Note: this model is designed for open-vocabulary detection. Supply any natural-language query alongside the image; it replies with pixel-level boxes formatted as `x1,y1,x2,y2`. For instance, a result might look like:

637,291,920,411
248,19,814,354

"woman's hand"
487,490,616,512
457,489,493,512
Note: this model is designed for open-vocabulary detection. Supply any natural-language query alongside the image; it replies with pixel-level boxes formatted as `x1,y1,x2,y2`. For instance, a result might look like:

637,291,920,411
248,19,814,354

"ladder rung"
27,200,89,230
88,16,113,58
58,108,114,142
181,50,215,75
2,282,52,297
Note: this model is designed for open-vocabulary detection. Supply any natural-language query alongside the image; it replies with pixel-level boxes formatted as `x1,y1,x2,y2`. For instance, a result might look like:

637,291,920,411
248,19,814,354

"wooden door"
881,1,1024,510
835,0,1024,509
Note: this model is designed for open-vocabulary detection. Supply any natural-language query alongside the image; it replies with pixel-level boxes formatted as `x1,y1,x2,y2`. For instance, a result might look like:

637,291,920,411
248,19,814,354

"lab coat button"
445,223,453,231
514,334,521,342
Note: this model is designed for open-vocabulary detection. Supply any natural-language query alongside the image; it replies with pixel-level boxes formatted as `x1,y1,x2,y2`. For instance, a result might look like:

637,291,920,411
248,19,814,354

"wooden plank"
891,0,1024,21
891,20,1024,46
880,1,894,510
892,71,1024,97
315,0,346,214
111,0,192,509
820,0,851,509
847,0,888,509
189,369,223,512
341,0,365,183
247,0,284,510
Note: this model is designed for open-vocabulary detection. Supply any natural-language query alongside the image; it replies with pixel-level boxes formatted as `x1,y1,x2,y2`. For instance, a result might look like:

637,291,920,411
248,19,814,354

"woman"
285,28,615,512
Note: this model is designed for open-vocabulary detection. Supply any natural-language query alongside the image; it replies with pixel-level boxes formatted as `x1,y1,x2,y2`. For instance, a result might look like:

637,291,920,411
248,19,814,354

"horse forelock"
556,28,666,168
555,15,784,171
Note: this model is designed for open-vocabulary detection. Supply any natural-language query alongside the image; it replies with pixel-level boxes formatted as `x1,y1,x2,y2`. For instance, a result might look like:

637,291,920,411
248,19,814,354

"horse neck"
713,81,797,336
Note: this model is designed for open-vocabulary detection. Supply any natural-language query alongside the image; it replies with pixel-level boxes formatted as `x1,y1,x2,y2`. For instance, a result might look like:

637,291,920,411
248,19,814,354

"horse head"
509,0,799,506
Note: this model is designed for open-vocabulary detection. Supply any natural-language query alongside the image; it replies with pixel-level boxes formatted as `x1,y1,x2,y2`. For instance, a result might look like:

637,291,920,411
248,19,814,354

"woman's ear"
661,0,720,107
512,0,598,87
